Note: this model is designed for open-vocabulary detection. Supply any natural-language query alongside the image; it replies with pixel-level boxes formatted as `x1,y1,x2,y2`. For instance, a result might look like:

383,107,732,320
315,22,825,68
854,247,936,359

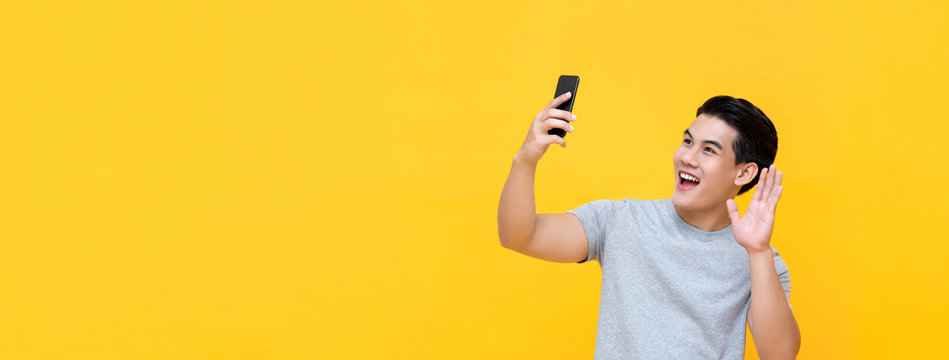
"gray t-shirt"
567,198,791,360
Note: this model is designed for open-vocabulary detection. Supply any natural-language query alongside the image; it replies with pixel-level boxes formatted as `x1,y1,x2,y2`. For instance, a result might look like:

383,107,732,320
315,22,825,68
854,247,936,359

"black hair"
695,95,778,196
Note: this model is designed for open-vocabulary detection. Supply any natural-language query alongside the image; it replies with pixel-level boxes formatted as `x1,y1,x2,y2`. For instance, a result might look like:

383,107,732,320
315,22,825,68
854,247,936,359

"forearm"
748,250,801,359
497,154,538,248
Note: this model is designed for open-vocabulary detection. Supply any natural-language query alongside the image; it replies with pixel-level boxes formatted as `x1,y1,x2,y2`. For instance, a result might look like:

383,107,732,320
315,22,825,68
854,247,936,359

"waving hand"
726,164,783,254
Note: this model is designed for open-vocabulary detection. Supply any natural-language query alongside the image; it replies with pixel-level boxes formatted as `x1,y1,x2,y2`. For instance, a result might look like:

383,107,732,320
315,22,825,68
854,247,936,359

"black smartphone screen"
549,75,579,138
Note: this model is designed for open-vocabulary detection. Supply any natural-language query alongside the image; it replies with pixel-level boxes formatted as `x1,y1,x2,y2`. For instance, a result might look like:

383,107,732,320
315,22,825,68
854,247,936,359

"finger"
752,166,767,202
762,164,776,201
546,92,572,109
761,164,777,201
770,185,783,213
541,118,574,134
545,108,577,122
726,198,740,224
759,165,771,201
768,171,783,208
544,134,567,148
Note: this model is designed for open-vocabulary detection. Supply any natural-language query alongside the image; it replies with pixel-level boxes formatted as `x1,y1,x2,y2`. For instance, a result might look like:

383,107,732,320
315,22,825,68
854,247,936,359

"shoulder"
618,198,673,215
569,198,668,218
617,197,668,207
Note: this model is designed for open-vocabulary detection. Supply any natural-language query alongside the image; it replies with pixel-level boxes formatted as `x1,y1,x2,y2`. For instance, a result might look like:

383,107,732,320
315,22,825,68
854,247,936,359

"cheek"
700,164,721,181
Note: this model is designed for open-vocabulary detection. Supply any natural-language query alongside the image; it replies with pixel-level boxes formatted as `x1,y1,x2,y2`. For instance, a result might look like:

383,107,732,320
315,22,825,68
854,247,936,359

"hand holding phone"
547,75,579,138
513,75,579,166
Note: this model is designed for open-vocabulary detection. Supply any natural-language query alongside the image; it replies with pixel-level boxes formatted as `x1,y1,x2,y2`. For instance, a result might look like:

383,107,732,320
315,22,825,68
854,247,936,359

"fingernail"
565,92,571,97
569,125,574,131
571,114,576,119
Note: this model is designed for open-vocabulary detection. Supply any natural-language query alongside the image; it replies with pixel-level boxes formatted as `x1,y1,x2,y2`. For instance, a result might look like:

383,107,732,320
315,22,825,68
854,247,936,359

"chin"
671,191,694,209
673,190,712,211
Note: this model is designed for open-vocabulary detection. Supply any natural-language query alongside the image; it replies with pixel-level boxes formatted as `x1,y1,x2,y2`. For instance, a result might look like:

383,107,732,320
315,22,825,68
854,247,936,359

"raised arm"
727,164,800,359
497,93,588,263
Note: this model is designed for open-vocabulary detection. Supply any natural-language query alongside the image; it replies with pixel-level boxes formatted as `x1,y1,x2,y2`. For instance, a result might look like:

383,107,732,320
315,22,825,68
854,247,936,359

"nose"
681,146,700,168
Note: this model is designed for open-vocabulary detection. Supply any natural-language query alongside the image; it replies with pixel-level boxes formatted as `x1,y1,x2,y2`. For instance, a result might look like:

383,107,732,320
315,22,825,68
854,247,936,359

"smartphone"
548,75,579,138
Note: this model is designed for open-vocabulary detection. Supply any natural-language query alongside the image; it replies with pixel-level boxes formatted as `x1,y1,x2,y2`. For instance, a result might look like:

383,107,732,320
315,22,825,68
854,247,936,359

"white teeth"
679,173,700,182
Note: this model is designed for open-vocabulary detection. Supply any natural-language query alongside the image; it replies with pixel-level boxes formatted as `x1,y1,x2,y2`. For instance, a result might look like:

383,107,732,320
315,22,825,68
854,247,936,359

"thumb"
726,199,740,224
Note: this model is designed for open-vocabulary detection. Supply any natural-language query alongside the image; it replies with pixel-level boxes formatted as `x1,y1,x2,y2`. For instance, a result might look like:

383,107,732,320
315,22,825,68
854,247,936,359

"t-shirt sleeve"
565,199,615,264
771,245,793,309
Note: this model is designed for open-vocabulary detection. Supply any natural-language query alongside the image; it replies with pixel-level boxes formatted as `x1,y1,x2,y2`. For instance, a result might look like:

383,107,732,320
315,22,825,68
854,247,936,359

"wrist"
513,151,538,168
747,247,772,258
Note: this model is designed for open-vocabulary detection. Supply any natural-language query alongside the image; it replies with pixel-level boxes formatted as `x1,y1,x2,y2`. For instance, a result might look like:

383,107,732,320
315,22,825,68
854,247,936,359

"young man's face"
672,114,756,211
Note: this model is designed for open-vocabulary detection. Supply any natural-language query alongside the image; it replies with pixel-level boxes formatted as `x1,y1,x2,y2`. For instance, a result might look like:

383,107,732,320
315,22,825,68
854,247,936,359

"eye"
683,139,692,145
704,147,716,153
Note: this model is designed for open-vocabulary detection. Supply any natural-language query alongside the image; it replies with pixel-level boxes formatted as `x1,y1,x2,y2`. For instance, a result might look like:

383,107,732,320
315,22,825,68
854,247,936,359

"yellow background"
2,1,947,358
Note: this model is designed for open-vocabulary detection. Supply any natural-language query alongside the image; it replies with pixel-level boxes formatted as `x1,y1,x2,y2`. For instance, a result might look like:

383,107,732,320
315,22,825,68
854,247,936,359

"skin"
672,114,758,231
673,114,801,359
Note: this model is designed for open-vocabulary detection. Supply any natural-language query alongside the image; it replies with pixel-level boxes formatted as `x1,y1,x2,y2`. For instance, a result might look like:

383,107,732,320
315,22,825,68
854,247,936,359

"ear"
734,162,758,187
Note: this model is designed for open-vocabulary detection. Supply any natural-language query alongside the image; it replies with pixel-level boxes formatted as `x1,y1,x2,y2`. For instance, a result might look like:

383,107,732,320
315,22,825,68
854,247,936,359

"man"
497,94,800,359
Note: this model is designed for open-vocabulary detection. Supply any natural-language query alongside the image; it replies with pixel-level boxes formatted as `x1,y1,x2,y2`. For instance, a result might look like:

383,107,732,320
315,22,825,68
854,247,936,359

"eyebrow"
683,129,723,151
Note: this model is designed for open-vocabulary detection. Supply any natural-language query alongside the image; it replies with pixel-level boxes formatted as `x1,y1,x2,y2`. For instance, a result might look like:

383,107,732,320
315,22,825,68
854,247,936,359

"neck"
673,201,732,232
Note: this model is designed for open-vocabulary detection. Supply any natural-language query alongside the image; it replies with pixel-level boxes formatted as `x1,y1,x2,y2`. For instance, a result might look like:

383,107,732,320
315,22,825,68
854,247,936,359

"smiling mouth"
678,173,700,190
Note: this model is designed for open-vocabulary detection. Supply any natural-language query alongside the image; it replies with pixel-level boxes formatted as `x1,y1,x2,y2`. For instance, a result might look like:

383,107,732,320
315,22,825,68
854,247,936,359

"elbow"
788,317,801,358
497,231,515,249
764,355,795,360
762,339,800,360
790,336,801,359
775,313,801,359
760,351,797,360
779,348,800,360
781,337,802,360
497,227,511,249
498,235,524,251
497,225,531,251
497,221,512,249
